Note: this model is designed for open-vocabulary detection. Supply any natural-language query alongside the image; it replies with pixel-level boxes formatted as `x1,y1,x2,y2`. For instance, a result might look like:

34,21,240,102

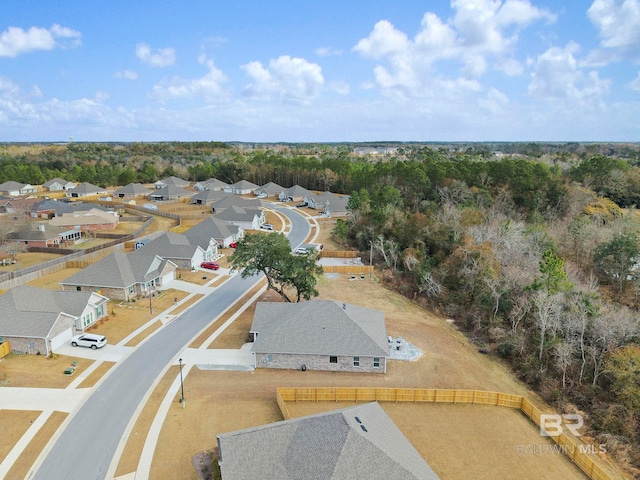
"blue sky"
1,1,639,142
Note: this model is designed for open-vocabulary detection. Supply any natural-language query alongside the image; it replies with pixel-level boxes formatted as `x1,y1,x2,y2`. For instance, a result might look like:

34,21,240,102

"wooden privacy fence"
276,387,616,480
321,265,374,275
320,250,359,258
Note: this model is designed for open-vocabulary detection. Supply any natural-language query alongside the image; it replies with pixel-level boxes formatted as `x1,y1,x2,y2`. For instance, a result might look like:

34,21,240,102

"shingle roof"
149,185,191,198
185,217,240,242
0,181,30,191
217,402,439,480
156,176,189,187
43,177,73,188
0,286,104,337
195,178,228,189
61,251,172,288
255,182,285,195
308,192,350,212
131,232,201,260
215,205,261,223
67,182,107,194
210,195,261,211
7,224,78,241
191,189,227,203
49,208,118,227
113,183,153,196
230,180,259,190
31,199,110,215
251,300,389,357
286,185,312,197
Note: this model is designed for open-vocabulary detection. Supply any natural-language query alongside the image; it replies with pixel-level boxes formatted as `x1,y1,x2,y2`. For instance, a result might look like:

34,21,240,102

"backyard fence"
321,265,374,275
320,250,359,258
275,387,617,480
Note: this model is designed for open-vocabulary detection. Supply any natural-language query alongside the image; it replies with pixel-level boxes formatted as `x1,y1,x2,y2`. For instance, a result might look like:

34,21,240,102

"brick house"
7,223,81,248
250,300,389,373
49,208,119,231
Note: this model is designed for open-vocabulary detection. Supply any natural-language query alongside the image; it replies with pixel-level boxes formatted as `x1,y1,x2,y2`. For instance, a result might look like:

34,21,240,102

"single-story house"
0,181,38,196
184,217,242,248
113,183,153,198
254,182,284,198
0,199,15,214
190,189,227,205
225,180,259,195
43,178,76,191
210,195,261,214
6,223,82,248
66,182,109,198
279,185,312,202
250,300,389,373
0,286,109,355
61,251,177,301
217,402,439,480
131,231,208,270
215,205,265,231
29,199,110,219
304,191,351,217
148,185,191,201
49,208,119,231
154,176,189,189
193,178,228,191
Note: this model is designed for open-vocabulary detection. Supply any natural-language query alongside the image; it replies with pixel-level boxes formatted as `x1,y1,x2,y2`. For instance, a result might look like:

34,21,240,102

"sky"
1,1,639,142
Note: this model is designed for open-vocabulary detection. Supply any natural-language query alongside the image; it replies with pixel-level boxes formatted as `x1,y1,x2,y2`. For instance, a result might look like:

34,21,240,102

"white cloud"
329,80,350,95
628,71,640,90
151,56,227,102
587,0,640,64
315,46,342,57
115,70,138,80
0,24,81,57
478,87,509,114
136,43,176,67
528,42,610,102
353,1,555,96
242,55,324,104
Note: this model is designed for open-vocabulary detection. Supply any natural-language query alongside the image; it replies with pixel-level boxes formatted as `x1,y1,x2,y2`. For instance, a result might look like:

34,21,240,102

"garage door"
51,327,73,351
161,271,175,285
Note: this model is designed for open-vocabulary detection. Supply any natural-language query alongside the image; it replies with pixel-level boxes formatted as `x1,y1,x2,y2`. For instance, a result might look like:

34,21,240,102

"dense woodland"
2,141,640,474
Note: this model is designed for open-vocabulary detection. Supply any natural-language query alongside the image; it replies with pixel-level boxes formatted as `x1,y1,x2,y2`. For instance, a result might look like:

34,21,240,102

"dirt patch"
0,354,94,388
5,411,67,480
125,321,163,347
114,366,180,478
88,288,189,344
0,410,41,460
77,361,115,388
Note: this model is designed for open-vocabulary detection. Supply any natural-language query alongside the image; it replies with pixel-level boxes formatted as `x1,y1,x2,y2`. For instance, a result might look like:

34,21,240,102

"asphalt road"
31,205,309,480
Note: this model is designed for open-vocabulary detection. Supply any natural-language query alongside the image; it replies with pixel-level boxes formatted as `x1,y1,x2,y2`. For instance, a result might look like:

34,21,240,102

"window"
353,356,360,367
329,356,337,364
373,357,380,368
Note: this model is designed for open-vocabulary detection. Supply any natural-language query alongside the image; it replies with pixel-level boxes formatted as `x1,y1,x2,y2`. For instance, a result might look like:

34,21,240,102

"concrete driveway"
54,343,134,362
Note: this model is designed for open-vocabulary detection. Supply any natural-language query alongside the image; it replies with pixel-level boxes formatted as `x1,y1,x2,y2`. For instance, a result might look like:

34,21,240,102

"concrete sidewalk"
0,387,89,412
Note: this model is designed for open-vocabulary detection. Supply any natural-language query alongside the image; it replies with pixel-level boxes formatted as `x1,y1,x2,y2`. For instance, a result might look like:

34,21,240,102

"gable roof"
251,300,389,357
255,182,285,195
191,189,227,203
195,178,228,189
43,177,73,188
31,199,110,216
7,224,79,242
149,185,191,198
217,402,438,480
49,208,118,227
185,217,240,242
210,195,261,211
155,176,189,187
67,182,107,195
0,286,107,338
230,180,259,190
61,251,173,288
113,183,153,196
307,191,350,211
131,231,202,260
215,205,261,223
285,185,312,198
0,181,32,191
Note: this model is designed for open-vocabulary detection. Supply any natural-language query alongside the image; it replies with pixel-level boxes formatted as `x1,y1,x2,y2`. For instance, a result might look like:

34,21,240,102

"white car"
70,333,107,349
294,247,310,255
260,223,274,230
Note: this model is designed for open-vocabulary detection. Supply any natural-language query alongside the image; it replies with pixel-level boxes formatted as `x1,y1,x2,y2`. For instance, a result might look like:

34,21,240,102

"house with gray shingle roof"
7,223,81,248
225,180,259,195
210,195,261,213
49,208,119,231
0,285,108,355
250,300,389,373
148,185,191,201
185,217,242,248
113,183,153,198
130,231,209,270
304,191,351,217
217,402,439,480
254,181,285,198
66,182,108,198
215,205,264,230
60,251,176,301
193,178,228,191
0,181,38,196
279,184,312,202
154,176,189,189
190,188,227,205
43,178,76,191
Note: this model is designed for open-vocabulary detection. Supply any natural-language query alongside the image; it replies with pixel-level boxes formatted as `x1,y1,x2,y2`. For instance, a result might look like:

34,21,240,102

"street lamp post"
178,358,185,405
148,286,152,314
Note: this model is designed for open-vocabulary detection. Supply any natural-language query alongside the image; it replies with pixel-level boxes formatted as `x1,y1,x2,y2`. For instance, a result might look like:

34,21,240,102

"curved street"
31,205,310,480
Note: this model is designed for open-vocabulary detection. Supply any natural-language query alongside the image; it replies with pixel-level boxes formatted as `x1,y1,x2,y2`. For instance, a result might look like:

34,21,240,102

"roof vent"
342,303,346,310
355,416,361,424
360,425,368,432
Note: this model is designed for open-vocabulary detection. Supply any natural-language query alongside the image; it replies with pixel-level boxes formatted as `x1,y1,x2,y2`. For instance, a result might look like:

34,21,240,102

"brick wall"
62,284,128,301
255,353,385,373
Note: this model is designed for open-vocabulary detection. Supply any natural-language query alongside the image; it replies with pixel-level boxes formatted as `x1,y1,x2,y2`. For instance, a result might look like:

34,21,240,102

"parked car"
295,203,307,208
229,242,238,248
201,261,220,270
71,333,107,349
260,224,274,230
294,247,310,255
